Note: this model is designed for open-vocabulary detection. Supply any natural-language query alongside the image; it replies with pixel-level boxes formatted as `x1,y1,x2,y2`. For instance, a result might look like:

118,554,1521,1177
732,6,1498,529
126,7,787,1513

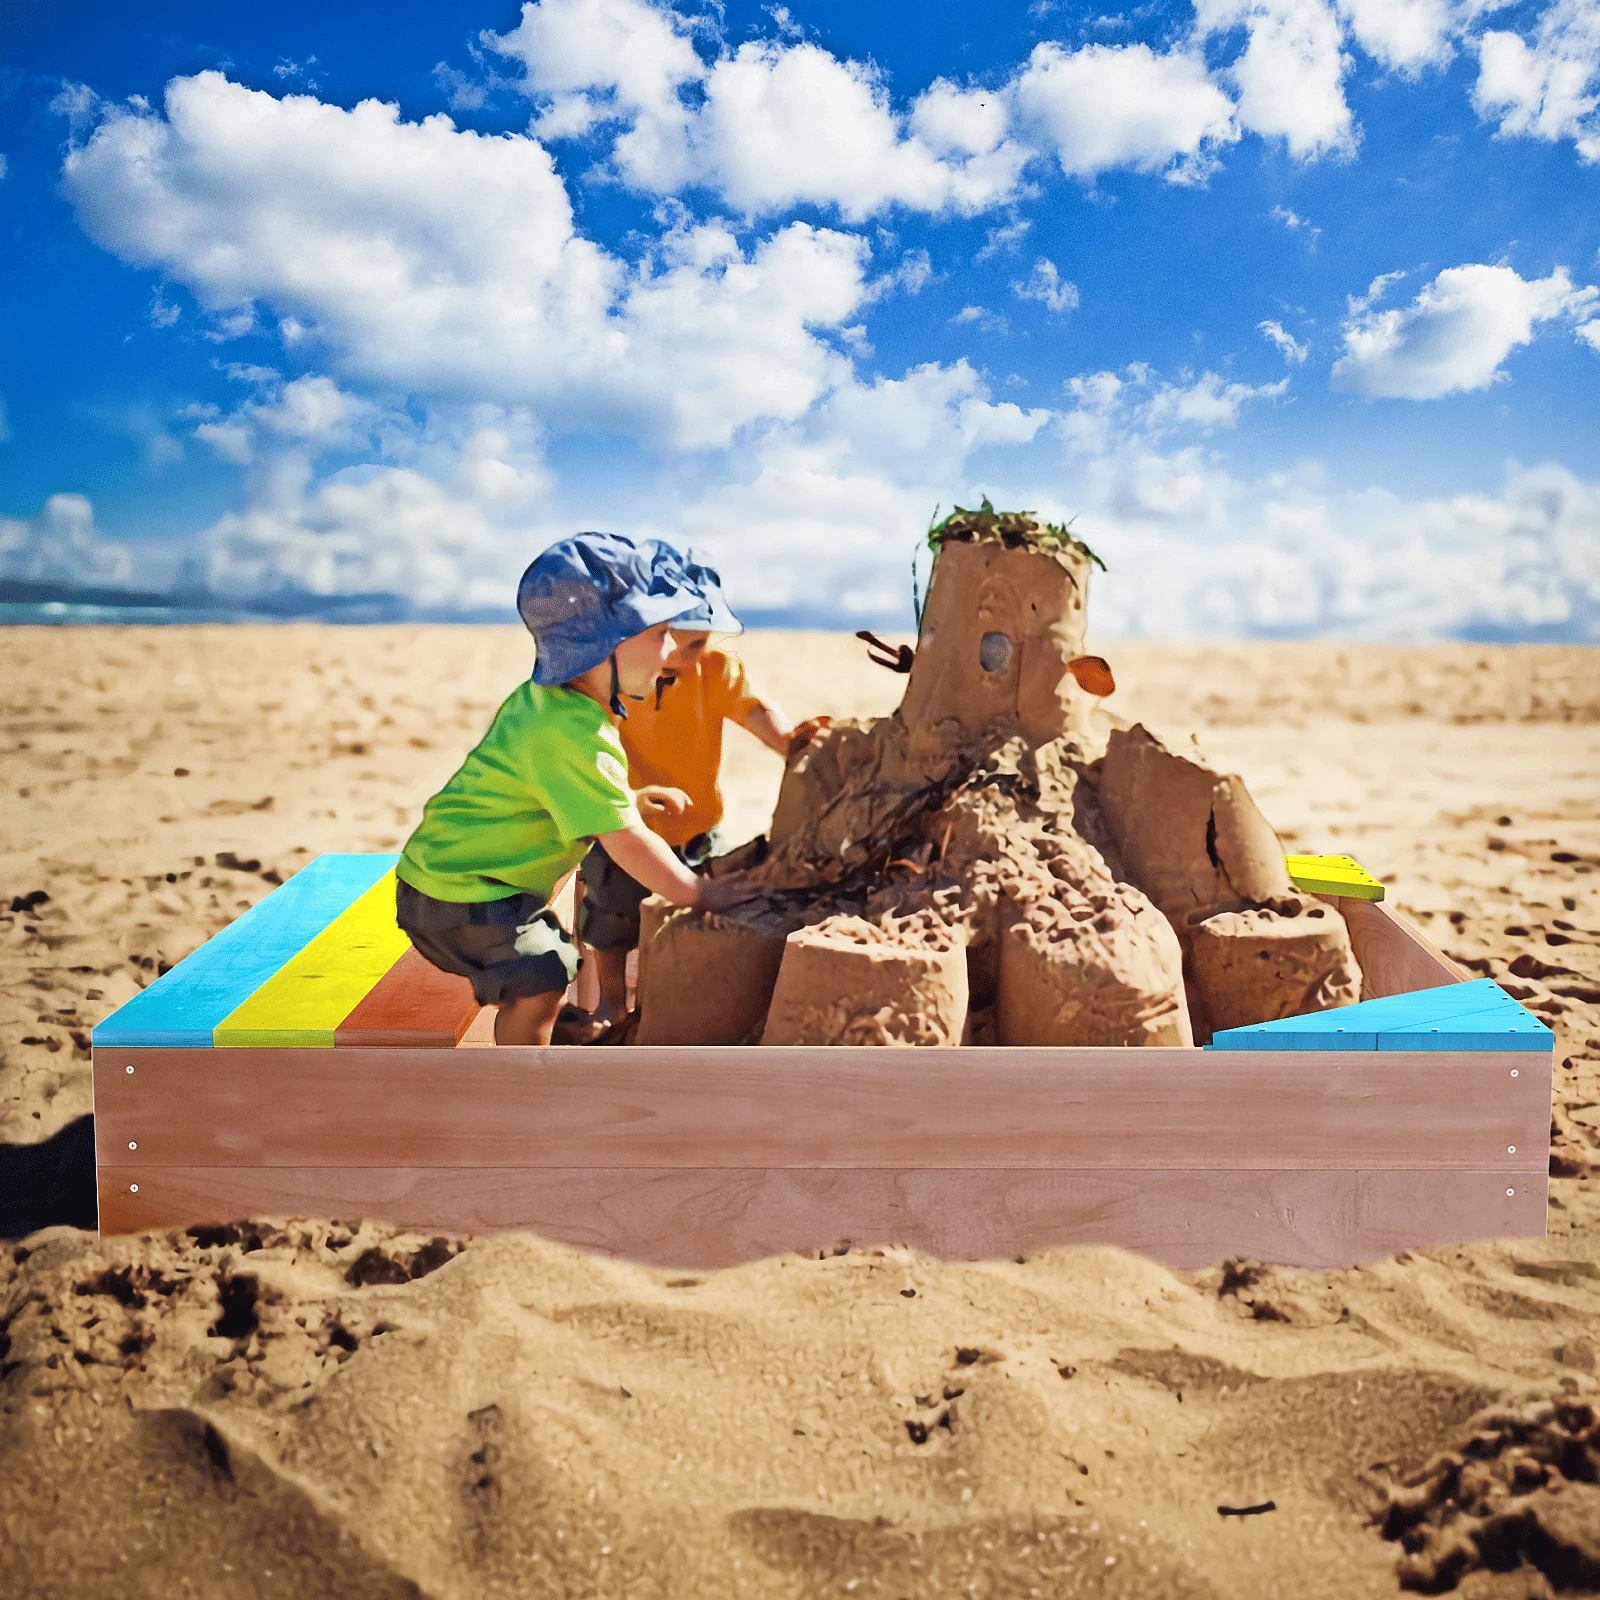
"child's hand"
637,785,692,820
695,870,761,914
784,716,834,763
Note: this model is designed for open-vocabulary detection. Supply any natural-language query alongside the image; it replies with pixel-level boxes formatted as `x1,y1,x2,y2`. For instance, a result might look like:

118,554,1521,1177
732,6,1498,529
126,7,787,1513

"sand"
3,625,1600,1597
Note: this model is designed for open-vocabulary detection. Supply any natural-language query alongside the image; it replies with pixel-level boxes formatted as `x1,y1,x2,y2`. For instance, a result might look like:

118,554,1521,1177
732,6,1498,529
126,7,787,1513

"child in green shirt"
396,532,749,1046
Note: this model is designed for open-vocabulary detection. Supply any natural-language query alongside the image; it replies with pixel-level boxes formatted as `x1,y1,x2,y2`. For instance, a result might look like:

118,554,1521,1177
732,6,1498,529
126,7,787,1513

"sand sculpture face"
899,537,1092,752
634,508,1361,1050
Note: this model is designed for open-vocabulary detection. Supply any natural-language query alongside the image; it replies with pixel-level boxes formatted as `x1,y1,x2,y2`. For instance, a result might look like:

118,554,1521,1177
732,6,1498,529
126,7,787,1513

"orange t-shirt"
619,648,761,848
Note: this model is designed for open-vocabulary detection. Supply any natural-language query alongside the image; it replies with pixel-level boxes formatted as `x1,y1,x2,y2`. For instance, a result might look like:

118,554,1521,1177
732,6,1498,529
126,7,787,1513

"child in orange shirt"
564,548,826,1039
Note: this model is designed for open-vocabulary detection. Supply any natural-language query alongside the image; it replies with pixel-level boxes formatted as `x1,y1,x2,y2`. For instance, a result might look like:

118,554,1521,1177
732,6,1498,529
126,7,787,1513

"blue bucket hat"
643,540,743,636
517,533,700,706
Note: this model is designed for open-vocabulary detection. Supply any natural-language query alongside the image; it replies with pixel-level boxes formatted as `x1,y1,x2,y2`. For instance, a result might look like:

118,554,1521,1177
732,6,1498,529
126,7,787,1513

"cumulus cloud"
491,0,1030,217
1080,459,1600,641
1012,41,1238,180
1333,262,1599,398
1260,318,1310,362
199,427,553,610
1196,0,1357,159
1578,318,1600,352
60,72,871,449
0,494,137,588
191,374,379,465
1337,0,1459,74
1064,363,1289,446
1475,0,1600,163
488,0,1539,219
1011,258,1079,314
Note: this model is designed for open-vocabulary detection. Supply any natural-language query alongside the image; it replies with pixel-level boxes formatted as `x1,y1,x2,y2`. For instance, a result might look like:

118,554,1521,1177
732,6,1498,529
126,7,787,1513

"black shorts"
395,878,579,1006
577,832,711,951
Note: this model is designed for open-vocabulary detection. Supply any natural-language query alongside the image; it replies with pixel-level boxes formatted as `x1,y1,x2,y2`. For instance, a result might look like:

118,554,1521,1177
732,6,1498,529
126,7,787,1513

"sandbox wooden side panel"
1332,897,1467,1000
95,1164,1548,1272
91,1046,1549,1173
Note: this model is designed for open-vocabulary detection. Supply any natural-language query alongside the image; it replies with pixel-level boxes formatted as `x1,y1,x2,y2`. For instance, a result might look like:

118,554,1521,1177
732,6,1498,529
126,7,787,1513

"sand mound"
1379,1393,1600,1592
6,1219,1600,1597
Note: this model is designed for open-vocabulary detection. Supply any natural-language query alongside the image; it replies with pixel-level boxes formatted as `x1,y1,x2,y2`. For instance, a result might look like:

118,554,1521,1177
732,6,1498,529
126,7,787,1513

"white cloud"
1080,459,1600,642
1196,0,1357,159
1333,262,1599,398
1066,363,1289,443
975,218,1031,260
1013,41,1238,181
0,494,137,588
1337,0,1459,73
1347,267,1408,315
201,428,552,610
950,304,1007,333
192,374,379,465
1475,0,1600,163
1011,258,1079,314
60,71,871,449
1260,318,1310,362
491,1,1030,218
1144,370,1290,430
1578,318,1600,352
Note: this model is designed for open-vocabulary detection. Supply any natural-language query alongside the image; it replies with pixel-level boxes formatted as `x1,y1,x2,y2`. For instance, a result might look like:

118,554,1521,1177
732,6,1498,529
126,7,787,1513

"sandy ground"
2,626,1600,1598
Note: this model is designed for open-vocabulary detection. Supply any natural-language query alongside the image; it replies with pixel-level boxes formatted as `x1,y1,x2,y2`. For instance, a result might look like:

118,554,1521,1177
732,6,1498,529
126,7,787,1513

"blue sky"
2,0,1598,636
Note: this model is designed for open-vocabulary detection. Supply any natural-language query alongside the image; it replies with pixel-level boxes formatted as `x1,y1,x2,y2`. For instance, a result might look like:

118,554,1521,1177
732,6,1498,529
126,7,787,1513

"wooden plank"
91,1045,1549,1172
1330,896,1468,1000
214,871,410,1047
1286,853,1385,900
1378,1005,1554,1052
94,1165,1549,1272
1211,978,1550,1051
90,854,398,1049
456,1006,497,1048
334,946,479,1048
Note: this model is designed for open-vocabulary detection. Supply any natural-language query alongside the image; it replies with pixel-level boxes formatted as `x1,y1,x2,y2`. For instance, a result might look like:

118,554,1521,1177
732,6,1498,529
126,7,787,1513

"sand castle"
636,505,1361,1050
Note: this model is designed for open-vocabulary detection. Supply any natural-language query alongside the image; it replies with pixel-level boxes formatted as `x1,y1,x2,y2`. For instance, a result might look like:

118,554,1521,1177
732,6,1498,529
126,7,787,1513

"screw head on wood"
1510,1069,1519,1078
1508,1146,1516,1154
1506,1188,1515,1197
128,1141,137,1150
125,1065,134,1074
129,1184,139,1193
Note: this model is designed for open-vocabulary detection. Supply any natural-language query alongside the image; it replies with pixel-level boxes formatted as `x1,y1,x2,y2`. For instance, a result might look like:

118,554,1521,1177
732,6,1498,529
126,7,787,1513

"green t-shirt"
397,682,640,903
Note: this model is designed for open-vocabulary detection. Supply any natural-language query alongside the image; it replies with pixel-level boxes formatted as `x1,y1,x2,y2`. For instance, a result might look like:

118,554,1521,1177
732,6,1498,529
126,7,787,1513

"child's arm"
738,699,793,757
738,699,835,761
597,824,752,912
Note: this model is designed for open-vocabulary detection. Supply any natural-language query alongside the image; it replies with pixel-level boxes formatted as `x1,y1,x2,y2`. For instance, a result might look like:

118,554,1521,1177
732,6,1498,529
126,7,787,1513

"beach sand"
2,626,1599,1597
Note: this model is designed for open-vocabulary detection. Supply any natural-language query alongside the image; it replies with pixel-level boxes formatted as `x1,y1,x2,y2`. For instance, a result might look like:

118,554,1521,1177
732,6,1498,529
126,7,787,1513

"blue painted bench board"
91,854,399,1049
1210,977,1552,1053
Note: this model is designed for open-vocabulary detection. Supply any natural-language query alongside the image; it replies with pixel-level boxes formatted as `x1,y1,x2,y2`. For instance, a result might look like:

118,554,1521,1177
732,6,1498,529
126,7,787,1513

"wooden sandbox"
91,854,1552,1271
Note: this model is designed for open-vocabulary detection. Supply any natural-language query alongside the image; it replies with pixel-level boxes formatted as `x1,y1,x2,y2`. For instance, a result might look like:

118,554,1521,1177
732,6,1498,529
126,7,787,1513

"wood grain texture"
1332,897,1468,1000
92,1044,1549,1172
334,946,479,1048
94,1164,1548,1271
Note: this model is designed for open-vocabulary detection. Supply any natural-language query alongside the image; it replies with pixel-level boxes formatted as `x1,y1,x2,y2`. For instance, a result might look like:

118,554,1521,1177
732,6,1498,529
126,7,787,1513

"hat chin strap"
608,652,650,719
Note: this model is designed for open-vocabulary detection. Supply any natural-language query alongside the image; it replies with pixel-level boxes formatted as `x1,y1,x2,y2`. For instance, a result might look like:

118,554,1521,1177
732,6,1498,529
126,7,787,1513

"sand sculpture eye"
979,631,1013,673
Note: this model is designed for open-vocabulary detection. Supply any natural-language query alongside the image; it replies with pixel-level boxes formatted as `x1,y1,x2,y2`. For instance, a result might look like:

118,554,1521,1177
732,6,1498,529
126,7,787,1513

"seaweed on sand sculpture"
633,504,1362,1048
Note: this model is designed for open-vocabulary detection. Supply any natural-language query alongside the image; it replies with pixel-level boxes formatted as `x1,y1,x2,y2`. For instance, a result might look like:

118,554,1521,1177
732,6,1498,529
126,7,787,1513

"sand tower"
635,505,1361,1048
